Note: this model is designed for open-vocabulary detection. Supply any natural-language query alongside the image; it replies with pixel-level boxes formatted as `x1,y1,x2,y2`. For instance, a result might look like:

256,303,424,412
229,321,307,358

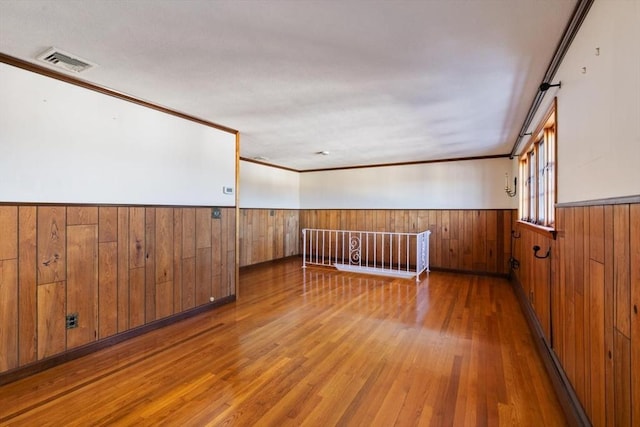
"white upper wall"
239,161,300,208
300,157,517,209
523,0,639,203
0,63,237,206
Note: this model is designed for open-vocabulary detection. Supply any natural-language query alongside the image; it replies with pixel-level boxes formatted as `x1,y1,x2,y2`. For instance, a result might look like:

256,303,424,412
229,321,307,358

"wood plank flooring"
0,258,566,426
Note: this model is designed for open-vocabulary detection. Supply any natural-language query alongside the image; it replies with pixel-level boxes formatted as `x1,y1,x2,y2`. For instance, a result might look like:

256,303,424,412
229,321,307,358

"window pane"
538,140,546,224
528,150,535,221
546,127,555,225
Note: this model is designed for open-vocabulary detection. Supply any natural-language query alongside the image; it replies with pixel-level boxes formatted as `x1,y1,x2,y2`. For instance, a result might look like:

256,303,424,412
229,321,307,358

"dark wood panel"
0,206,17,260
613,205,630,337
129,267,145,329
573,207,584,296
211,212,222,297
173,209,183,313
0,259,18,371
518,204,639,427
155,280,174,320
630,204,640,426
563,208,576,386
1,203,237,376
37,207,66,285
589,206,604,264
195,247,212,306
196,208,212,249
603,205,615,427
296,209,511,274
37,281,66,359
155,208,174,285
145,208,156,323
98,242,118,339
582,207,591,414
117,208,130,333
98,207,118,243
182,208,196,259
18,207,37,365
129,207,146,269
588,259,605,427
219,208,229,300
240,209,300,267
66,207,98,226
614,330,631,427
226,208,237,297
66,225,98,349
181,257,196,310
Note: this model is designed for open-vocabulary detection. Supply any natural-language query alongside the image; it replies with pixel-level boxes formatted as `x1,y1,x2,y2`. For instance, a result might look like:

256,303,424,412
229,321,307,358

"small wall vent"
37,47,96,73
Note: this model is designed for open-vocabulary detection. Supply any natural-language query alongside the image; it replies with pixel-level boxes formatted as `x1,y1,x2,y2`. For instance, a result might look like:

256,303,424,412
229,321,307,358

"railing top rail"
302,228,430,237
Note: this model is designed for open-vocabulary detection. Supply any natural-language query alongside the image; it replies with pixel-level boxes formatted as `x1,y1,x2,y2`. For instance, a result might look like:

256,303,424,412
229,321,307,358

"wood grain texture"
129,267,145,329
1,204,237,376
589,259,606,427
0,258,566,426
117,208,130,333
195,247,212,306
298,209,512,275
604,205,615,427
240,209,299,267
98,241,118,339
173,209,183,313
37,207,66,285
614,205,630,338
129,207,145,269
155,208,174,285
181,257,196,310
630,204,640,427
66,225,98,349
195,208,211,249
211,210,222,299
0,259,18,371
37,281,66,359
66,206,98,226
145,208,156,323
516,203,639,427
98,207,118,243
0,206,18,260
18,207,37,365
614,330,631,427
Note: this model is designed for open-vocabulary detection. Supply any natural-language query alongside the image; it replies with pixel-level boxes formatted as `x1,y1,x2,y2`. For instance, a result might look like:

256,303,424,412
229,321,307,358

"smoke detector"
36,47,96,73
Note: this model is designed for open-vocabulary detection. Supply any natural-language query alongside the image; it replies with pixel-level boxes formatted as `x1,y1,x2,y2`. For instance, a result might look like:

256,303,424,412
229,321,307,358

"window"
519,99,556,228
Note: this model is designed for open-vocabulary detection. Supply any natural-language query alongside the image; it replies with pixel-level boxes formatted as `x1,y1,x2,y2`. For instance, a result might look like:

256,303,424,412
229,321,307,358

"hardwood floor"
0,257,566,426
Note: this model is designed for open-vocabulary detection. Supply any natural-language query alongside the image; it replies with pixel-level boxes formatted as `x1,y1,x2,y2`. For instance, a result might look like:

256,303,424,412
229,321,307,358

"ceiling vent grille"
36,47,95,73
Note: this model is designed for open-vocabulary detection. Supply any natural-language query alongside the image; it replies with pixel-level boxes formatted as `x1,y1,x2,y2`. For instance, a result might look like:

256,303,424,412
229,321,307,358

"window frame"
518,98,557,235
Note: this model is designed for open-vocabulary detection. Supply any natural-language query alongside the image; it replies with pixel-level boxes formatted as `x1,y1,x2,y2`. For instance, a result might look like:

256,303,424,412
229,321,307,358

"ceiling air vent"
36,47,96,73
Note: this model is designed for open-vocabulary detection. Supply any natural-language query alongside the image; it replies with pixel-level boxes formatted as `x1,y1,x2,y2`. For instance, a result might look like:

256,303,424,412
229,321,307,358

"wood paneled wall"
299,209,513,275
513,203,639,427
239,209,299,267
0,205,236,374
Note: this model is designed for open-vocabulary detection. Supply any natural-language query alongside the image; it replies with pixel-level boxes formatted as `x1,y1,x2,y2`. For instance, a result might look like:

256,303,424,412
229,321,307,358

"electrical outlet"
211,207,221,219
66,313,78,329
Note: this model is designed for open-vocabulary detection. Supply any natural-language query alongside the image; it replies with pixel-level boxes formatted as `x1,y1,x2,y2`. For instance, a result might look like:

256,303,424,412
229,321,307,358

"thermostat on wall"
222,186,234,195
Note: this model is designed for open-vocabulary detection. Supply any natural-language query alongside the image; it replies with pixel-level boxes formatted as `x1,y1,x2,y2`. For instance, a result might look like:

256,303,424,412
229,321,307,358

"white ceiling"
0,0,577,171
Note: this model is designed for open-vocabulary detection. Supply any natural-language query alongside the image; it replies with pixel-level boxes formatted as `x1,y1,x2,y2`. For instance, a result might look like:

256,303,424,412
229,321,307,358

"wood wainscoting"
239,209,299,267
513,202,639,427
300,209,514,275
0,205,236,378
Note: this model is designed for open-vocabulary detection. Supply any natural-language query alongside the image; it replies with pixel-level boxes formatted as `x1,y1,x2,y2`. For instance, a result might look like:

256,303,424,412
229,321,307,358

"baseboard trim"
0,295,235,386
430,266,509,278
240,254,302,270
510,276,591,427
